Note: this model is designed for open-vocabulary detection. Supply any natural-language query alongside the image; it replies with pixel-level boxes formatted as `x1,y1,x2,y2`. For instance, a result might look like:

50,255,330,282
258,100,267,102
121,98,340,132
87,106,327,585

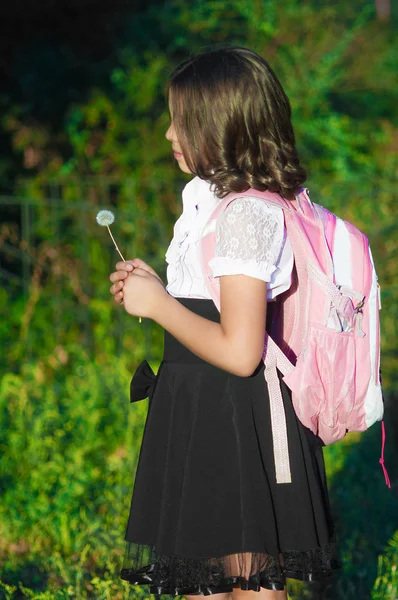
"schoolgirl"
109,45,341,599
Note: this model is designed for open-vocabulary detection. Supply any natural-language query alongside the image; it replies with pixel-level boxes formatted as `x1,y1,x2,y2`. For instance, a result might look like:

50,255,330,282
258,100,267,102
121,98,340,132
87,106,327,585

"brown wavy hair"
166,45,306,200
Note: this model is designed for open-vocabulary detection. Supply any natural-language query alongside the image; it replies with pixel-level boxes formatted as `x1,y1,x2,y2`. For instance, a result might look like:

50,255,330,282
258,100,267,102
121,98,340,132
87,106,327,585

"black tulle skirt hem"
120,569,340,596
120,539,342,595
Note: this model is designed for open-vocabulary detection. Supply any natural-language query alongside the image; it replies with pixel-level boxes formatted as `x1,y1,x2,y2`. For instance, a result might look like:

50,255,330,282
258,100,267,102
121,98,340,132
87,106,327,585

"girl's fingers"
115,259,164,286
130,259,164,285
114,291,124,305
116,261,134,272
110,281,124,295
109,270,129,283
131,259,157,276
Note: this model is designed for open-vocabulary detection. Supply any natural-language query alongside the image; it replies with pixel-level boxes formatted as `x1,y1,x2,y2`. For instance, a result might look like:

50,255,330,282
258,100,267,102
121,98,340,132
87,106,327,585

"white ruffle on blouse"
165,176,294,301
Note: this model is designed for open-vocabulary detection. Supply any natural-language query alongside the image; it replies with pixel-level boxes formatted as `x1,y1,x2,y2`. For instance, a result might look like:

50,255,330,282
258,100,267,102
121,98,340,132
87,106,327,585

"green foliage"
0,351,156,598
324,418,398,599
0,351,146,546
0,1,397,599
373,530,398,599
3,0,396,383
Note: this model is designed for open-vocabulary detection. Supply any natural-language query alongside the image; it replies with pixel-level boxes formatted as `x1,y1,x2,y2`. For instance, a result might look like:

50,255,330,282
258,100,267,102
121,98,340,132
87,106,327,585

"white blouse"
165,176,294,301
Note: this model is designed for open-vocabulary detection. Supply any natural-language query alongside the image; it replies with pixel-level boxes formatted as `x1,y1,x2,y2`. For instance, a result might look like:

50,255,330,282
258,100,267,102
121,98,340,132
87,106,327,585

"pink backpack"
199,186,390,487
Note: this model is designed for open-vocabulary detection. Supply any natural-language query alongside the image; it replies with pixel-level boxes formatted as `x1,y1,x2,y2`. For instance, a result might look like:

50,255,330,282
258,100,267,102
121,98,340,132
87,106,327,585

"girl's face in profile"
165,98,192,174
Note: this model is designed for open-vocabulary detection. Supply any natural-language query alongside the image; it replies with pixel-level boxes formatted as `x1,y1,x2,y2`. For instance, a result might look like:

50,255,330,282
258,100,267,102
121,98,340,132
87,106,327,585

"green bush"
0,350,157,598
373,531,398,600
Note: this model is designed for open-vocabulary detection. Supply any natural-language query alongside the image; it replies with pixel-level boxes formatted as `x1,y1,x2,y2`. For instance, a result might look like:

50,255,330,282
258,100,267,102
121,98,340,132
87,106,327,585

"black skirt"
121,297,342,595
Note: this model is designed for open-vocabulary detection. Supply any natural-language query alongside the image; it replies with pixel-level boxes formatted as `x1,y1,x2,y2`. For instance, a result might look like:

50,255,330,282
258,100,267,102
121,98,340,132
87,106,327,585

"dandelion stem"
107,225,125,262
106,224,141,323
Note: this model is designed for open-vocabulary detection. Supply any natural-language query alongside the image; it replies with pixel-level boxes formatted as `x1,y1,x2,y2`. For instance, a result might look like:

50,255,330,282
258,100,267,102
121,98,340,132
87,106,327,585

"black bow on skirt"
130,359,157,403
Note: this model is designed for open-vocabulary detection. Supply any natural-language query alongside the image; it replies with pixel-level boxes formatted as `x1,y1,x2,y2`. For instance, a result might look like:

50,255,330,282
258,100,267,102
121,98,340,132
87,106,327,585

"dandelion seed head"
96,210,115,226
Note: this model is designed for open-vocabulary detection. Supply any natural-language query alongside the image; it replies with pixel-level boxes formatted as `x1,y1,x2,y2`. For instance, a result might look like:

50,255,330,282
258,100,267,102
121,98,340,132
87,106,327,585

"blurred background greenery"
0,0,397,598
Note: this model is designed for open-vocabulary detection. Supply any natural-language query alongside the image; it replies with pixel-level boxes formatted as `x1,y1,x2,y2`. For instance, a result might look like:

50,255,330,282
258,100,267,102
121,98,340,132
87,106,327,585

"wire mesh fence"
0,178,176,365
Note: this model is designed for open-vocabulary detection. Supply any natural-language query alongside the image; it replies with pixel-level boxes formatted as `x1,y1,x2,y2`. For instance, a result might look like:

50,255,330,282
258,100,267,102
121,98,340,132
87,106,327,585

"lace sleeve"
208,197,286,282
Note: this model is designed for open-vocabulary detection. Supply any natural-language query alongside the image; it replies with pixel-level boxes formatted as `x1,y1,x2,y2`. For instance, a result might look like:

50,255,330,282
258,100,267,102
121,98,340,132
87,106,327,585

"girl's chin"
174,158,192,174
179,164,192,174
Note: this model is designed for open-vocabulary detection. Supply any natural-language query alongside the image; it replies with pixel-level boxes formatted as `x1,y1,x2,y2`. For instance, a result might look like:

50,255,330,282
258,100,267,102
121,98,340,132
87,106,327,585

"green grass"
0,349,154,599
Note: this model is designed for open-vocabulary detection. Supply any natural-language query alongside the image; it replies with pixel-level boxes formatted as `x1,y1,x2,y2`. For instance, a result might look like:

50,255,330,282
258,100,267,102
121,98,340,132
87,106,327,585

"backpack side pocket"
283,325,356,444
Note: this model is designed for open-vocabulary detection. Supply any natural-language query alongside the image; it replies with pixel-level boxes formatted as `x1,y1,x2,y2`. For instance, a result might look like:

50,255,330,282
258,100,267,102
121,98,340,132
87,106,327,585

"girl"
109,45,341,599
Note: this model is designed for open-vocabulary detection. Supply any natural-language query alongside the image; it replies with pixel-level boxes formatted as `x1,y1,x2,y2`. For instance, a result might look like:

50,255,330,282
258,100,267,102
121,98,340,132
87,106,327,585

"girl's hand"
122,267,168,319
109,259,165,306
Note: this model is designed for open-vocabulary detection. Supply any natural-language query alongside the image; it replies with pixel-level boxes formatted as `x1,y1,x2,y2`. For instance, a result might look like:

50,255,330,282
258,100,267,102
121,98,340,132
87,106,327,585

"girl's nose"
165,122,176,142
